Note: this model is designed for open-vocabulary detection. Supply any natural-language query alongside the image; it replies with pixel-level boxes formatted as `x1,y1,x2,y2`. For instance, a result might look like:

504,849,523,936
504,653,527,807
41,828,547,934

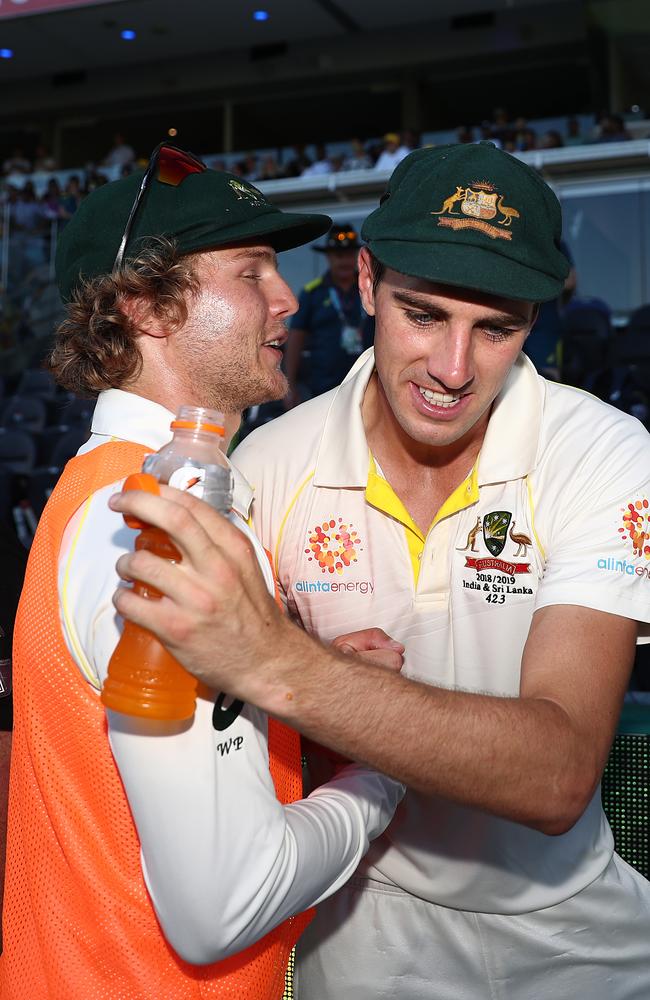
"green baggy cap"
56,167,332,301
362,142,570,302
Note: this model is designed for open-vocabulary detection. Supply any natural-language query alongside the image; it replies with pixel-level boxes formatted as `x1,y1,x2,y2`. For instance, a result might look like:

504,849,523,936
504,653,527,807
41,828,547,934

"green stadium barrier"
602,703,650,879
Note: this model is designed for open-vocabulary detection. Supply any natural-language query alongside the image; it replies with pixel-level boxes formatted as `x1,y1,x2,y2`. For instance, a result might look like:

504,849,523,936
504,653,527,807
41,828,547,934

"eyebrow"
229,248,278,266
392,290,530,326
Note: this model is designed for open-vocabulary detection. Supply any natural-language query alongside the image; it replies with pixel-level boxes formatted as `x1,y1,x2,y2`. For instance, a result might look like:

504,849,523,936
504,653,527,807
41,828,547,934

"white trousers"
295,854,650,1000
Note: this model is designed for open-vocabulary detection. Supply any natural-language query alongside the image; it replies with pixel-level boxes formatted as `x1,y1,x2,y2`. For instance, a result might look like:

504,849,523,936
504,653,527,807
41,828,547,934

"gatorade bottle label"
168,465,206,497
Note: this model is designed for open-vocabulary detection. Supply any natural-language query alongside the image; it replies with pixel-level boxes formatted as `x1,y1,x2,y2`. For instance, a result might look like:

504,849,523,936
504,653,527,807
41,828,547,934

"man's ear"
357,247,376,317
120,296,170,340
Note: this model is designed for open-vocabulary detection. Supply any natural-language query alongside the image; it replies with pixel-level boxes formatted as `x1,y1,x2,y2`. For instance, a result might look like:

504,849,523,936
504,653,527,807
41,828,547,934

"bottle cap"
170,405,225,436
121,472,160,529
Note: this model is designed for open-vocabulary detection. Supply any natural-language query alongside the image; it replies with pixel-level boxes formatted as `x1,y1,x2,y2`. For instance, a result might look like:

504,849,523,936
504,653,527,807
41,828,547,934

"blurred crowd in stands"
0,107,640,199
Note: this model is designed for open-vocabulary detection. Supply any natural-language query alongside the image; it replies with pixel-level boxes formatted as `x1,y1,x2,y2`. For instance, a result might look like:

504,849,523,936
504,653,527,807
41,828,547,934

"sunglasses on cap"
113,142,206,271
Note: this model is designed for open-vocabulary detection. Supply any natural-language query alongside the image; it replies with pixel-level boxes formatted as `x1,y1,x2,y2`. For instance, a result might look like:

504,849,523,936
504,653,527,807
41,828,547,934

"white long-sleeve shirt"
57,388,404,965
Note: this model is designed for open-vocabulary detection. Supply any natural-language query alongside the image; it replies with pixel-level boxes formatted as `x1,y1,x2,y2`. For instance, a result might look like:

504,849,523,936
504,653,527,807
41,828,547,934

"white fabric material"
57,387,404,965
233,348,650,915
295,856,650,1000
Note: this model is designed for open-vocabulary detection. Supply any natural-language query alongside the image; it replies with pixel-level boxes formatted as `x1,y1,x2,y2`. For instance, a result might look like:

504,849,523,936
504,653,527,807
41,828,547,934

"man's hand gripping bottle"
101,406,233,721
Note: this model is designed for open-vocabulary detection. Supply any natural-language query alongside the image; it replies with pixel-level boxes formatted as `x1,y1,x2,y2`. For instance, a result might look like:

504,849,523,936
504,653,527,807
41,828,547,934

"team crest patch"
305,518,363,575
618,498,650,559
482,511,512,557
432,181,520,241
457,510,531,577
228,179,266,206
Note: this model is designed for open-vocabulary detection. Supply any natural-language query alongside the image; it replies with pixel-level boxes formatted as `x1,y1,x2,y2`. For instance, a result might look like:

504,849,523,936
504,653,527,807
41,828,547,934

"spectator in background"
302,144,332,176
10,182,43,232
284,223,368,407
524,239,577,377
257,155,283,180
41,178,64,222
374,133,408,171
238,153,259,182
596,114,631,143
60,175,83,220
565,116,584,146
479,120,501,148
344,138,372,170
103,133,136,168
85,169,109,193
456,125,474,144
491,107,513,145
33,145,57,173
284,144,313,178
3,148,31,176
400,128,420,155
540,130,564,149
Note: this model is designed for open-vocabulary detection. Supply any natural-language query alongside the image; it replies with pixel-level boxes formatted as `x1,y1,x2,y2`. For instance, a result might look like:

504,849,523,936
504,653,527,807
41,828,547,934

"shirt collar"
314,349,544,489
477,353,544,485
90,389,253,517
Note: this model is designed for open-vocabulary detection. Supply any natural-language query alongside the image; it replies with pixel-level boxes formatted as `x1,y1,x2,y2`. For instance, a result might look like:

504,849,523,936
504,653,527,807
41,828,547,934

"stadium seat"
560,304,612,388
35,425,88,467
48,427,88,468
1,395,47,434
15,368,56,401
26,467,61,519
59,396,95,429
627,304,650,337
0,430,37,474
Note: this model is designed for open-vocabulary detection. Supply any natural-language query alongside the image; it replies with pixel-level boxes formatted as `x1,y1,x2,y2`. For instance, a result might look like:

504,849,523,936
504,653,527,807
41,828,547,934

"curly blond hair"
49,238,199,397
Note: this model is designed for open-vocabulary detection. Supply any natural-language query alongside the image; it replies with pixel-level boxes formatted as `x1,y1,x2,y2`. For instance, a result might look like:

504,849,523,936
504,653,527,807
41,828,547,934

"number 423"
485,592,505,604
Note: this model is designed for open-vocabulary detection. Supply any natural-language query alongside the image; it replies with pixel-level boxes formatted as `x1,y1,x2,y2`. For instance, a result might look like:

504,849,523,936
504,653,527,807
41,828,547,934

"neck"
126,369,241,452
361,373,488,529
332,274,356,292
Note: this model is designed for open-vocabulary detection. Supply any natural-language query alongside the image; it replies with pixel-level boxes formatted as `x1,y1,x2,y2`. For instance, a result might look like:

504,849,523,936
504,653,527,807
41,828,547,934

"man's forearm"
252,625,595,835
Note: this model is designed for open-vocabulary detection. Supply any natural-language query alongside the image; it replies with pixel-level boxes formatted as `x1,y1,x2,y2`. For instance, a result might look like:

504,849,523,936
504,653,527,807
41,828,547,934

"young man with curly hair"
2,147,404,1000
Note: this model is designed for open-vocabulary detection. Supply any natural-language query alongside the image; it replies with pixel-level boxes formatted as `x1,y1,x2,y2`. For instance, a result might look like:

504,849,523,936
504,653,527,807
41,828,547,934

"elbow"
162,919,244,967
529,770,598,837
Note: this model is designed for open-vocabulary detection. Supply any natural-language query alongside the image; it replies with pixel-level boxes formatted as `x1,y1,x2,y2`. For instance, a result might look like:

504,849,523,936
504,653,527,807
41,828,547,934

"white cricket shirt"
57,387,404,964
234,348,650,915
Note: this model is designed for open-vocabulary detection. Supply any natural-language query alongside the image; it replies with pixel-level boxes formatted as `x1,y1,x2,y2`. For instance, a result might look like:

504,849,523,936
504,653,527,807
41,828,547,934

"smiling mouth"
417,384,463,409
263,332,287,350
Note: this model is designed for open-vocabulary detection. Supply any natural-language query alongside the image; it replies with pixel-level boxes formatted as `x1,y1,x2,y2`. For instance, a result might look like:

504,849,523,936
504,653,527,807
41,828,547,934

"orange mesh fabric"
2,441,311,1000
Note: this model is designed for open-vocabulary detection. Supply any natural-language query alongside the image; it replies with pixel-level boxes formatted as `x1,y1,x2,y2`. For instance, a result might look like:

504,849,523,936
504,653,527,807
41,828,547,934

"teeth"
266,340,282,347
418,386,461,408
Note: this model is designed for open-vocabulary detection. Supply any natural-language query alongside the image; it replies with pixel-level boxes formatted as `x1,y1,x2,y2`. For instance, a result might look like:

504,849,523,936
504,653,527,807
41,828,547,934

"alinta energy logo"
598,497,650,580
306,517,363,574
295,517,374,595
619,499,650,559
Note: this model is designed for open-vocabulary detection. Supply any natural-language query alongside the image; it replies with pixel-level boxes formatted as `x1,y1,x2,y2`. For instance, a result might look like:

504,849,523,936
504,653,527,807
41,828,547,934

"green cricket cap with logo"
56,167,332,301
361,142,569,302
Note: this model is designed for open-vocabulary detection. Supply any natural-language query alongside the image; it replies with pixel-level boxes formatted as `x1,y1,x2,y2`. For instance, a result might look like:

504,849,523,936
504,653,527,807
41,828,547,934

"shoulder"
537,380,650,494
303,275,324,294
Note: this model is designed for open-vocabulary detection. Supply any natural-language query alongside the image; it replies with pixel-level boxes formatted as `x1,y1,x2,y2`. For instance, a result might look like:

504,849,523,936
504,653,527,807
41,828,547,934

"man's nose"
427,326,474,391
270,274,299,318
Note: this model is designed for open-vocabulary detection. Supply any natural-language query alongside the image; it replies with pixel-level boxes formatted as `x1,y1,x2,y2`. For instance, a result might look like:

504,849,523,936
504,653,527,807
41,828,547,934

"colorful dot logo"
619,499,650,560
305,517,363,575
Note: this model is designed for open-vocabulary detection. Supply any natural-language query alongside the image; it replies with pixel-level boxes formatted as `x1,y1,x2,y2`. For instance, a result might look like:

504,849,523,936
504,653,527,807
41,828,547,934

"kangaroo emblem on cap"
228,179,266,206
433,181,519,242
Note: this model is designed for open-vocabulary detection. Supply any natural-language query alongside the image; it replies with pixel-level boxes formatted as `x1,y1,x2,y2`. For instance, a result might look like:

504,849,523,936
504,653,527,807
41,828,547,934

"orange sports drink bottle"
101,406,233,721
